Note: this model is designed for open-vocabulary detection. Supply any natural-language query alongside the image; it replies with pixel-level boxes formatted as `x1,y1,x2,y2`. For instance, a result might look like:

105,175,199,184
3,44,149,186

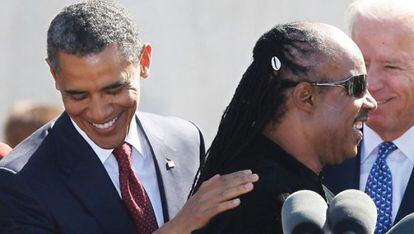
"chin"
92,133,125,149
97,141,121,150
346,149,359,160
89,119,130,149
366,115,388,130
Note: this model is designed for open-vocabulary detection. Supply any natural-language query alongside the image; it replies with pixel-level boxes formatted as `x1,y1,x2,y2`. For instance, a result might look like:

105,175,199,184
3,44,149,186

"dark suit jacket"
0,111,204,234
323,142,414,224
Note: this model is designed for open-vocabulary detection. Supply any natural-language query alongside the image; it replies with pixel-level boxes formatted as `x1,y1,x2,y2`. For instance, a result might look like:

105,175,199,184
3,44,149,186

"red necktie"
113,142,159,234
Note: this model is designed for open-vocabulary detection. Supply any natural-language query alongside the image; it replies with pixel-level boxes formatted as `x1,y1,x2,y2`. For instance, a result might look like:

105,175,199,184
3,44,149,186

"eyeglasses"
280,74,367,98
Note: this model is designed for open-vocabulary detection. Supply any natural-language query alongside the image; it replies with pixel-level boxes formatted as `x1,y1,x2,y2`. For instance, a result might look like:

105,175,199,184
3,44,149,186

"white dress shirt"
360,125,414,222
71,118,164,226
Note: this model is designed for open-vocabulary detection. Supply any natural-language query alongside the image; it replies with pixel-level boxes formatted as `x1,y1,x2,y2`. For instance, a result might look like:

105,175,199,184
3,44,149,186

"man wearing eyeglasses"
193,22,377,234
323,1,414,233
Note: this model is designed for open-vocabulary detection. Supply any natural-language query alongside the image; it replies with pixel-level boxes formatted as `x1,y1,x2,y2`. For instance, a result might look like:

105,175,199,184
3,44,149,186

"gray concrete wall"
0,0,351,145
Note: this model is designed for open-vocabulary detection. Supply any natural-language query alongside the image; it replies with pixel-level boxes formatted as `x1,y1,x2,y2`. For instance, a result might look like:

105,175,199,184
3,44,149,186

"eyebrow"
102,80,126,91
64,80,127,95
64,89,86,96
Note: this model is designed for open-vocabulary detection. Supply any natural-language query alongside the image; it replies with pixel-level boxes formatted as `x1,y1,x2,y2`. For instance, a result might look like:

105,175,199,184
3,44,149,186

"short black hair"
47,0,141,70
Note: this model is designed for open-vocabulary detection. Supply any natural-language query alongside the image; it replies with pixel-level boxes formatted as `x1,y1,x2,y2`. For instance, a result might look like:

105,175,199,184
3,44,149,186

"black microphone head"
386,213,414,234
328,189,377,234
282,190,328,234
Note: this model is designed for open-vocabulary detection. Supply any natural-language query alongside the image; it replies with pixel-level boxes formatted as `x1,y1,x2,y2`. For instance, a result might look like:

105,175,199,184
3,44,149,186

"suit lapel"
395,167,414,223
339,140,362,190
137,113,188,222
56,113,136,233
136,114,169,222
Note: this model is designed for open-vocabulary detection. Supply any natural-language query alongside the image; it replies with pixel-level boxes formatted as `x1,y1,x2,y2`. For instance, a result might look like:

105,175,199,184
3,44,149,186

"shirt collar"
361,125,414,164
393,125,414,164
361,125,382,164
124,116,145,158
70,115,145,164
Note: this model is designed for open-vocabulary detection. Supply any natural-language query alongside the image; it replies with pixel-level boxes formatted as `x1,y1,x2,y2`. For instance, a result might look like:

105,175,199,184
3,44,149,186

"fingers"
167,170,259,233
219,170,259,188
202,198,241,218
220,181,254,201
198,170,259,202
191,174,257,227
200,170,258,190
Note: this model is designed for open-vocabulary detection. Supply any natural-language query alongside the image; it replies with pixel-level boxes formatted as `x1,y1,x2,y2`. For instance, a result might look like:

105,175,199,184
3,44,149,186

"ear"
46,58,60,91
139,44,152,79
291,82,315,113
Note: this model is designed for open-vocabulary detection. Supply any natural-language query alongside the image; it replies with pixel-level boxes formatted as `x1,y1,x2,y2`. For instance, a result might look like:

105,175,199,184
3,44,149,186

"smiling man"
323,1,414,233
52,44,143,150
0,1,258,234
193,22,377,233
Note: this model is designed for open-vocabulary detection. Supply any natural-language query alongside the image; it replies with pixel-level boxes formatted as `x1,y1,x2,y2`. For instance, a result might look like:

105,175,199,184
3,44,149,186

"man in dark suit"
324,1,414,233
0,1,258,233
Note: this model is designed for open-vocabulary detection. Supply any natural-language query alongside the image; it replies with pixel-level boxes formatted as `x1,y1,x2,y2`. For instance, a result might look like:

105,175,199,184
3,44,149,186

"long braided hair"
191,22,328,194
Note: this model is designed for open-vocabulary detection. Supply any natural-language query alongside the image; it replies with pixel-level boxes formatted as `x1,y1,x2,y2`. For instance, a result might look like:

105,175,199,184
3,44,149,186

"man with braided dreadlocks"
194,22,377,233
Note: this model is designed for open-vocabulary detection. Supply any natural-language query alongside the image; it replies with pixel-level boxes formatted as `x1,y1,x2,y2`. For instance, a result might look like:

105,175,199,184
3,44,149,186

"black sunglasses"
280,74,367,98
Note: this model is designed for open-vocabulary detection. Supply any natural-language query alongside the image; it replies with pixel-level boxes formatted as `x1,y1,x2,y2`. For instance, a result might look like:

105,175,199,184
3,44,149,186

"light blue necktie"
365,141,397,234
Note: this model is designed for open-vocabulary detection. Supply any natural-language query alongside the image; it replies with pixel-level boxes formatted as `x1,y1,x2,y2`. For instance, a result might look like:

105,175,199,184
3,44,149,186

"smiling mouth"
91,115,119,129
353,109,369,131
353,119,365,144
376,98,392,105
353,121,363,130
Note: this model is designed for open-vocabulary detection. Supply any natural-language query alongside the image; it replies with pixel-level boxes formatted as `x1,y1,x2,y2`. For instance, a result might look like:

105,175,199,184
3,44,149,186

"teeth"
353,121,363,130
92,116,118,129
377,99,388,105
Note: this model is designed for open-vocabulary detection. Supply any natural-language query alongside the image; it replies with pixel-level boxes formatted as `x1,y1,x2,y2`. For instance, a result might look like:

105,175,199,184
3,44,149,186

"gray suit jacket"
0,111,204,234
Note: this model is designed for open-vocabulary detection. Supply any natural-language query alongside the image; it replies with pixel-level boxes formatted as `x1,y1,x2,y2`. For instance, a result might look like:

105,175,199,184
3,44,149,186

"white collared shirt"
360,125,414,222
71,118,164,226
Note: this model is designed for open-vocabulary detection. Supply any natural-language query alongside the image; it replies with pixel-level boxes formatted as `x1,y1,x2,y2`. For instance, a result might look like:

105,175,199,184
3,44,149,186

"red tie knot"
113,142,132,160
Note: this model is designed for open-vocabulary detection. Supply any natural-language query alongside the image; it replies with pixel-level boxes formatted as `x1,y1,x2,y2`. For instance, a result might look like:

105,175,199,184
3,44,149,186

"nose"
362,90,377,111
88,96,112,123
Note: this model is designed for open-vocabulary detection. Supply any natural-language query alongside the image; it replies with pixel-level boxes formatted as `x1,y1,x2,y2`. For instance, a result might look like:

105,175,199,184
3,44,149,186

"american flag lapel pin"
166,158,175,170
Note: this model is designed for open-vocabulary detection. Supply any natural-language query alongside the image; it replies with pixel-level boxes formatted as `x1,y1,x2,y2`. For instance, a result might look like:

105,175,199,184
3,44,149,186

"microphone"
281,190,328,234
386,213,414,234
327,189,377,234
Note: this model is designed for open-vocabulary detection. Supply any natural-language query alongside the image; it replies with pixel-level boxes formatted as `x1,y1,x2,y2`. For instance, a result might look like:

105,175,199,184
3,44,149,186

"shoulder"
138,112,200,133
137,111,203,145
0,118,57,174
199,169,285,233
0,117,63,232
